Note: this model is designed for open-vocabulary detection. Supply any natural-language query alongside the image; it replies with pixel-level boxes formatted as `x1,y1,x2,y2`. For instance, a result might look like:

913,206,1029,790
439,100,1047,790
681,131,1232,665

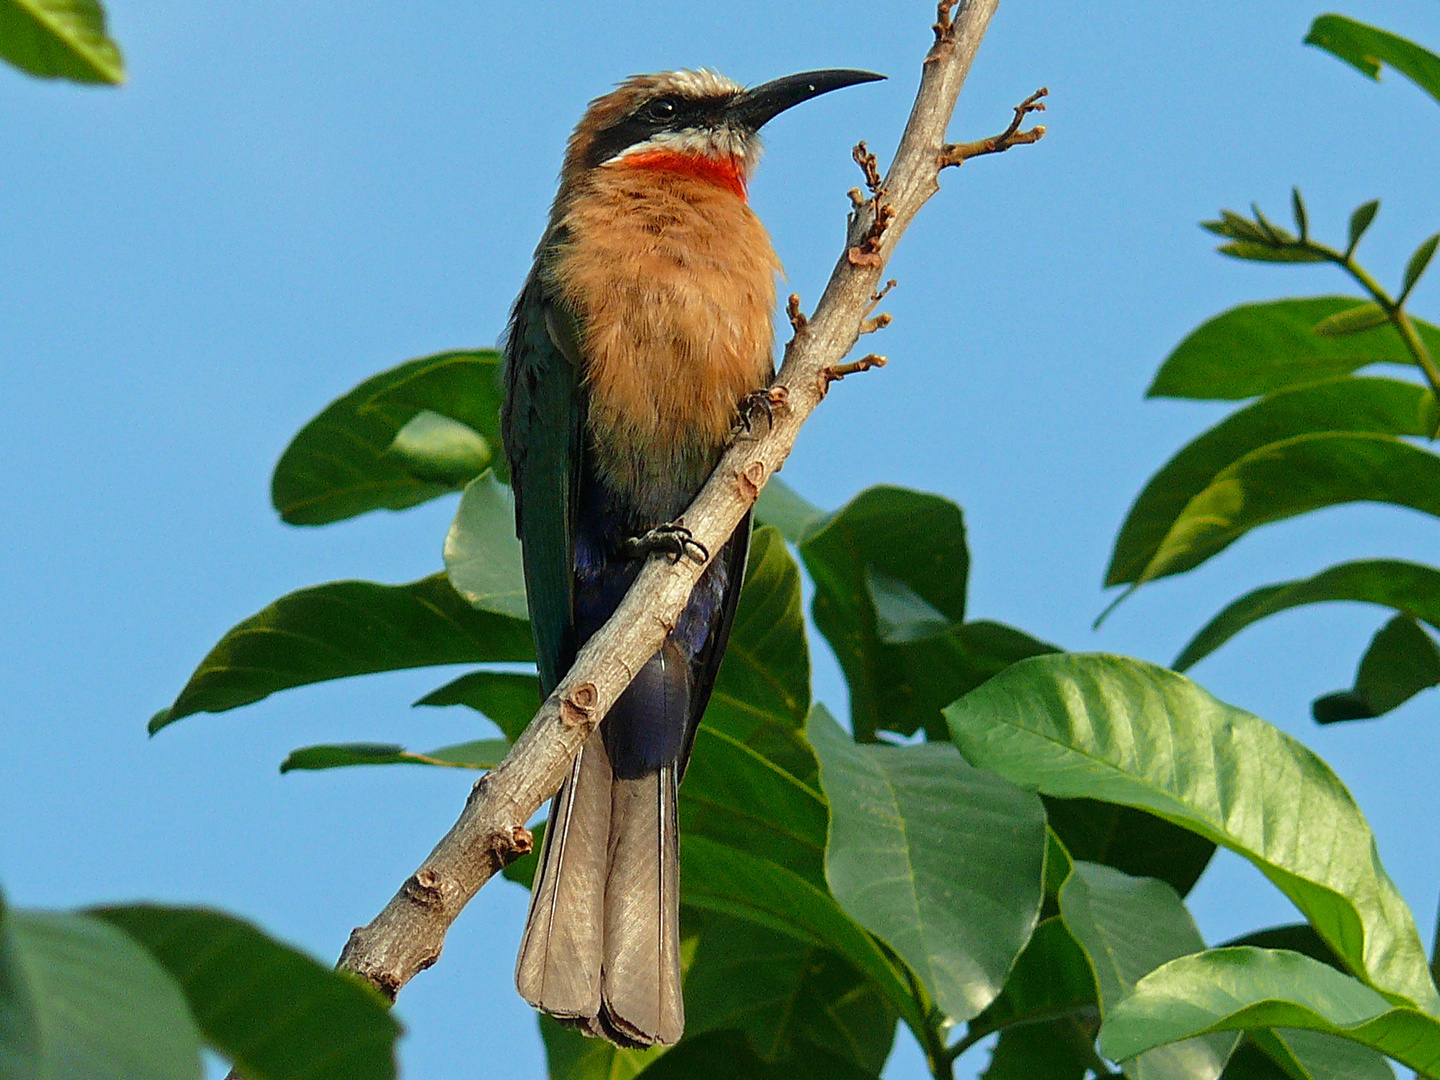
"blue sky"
4,2,1440,1076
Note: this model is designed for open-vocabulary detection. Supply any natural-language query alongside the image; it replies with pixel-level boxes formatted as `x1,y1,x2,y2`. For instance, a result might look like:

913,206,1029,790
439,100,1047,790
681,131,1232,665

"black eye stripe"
584,94,736,169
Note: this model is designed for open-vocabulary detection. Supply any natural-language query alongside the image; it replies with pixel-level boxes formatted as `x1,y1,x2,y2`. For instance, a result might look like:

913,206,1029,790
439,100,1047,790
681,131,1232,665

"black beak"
729,69,885,131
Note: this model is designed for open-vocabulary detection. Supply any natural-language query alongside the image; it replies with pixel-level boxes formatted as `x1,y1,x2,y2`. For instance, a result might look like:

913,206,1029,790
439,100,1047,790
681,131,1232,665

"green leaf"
966,916,1098,1045
797,485,1056,741
443,471,529,619
271,350,504,526
632,1029,880,1080
539,1012,662,1080
1216,242,1327,265
753,477,827,543
705,527,817,783
981,1017,1101,1080
1306,15,1440,106
1221,1029,1396,1080
152,574,532,731
1314,305,1391,338
1222,925,1346,973
0,0,124,84
1291,189,1309,242
386,411,491,487
1106,377,1431,587
1043,797,1216,896
92,906,399,1080
1147,298,1440,400
1101,948,1440,1076
1129,432,1440,587
278,738,510,773
1348,202,1381,257
681,723,829,890
1,903,203,1080
678,835,923,1032
1402,235,1440,300
808,707,1046,1023
1176,560,1440,672
1060,862,1238,1079
944,654,1439,1012
684,917,896,1072
1313,614,1440,723
414,670,540,741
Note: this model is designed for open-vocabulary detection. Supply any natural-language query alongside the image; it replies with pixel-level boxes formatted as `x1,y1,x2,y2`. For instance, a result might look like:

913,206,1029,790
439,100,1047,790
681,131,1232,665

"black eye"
646,97,677,122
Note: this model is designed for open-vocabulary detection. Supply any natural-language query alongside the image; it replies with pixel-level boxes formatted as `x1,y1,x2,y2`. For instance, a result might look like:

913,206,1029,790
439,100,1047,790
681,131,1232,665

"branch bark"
334,0,1023,1006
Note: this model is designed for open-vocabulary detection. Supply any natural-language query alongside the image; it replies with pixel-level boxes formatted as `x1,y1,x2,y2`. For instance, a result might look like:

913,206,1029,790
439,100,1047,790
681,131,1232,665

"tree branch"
333,0,1032,1006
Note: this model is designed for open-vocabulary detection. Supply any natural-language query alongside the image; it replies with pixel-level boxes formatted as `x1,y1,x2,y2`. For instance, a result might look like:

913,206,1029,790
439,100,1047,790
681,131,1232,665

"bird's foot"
621,522,708,564
736,386,787,434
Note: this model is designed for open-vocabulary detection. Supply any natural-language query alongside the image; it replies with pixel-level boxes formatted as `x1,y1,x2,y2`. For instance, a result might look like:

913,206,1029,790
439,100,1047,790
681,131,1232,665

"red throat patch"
616,149,748,201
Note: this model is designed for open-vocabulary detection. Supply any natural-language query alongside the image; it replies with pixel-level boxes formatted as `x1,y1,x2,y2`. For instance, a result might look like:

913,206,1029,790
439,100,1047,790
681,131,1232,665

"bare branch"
939,87,1048,168
333,0,1019,1006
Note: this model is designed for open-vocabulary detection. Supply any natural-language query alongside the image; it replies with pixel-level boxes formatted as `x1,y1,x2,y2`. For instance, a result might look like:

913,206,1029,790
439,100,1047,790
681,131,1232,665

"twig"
823,354,888,387
939,87,1048,167
332,0,1018,1014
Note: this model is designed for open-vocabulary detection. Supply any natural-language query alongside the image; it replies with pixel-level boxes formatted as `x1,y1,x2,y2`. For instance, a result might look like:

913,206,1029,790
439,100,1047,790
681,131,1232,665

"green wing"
501,271,586,692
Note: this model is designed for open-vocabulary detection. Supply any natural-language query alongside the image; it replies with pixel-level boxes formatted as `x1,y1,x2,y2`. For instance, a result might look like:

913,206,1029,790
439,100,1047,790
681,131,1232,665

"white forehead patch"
651,69,743,98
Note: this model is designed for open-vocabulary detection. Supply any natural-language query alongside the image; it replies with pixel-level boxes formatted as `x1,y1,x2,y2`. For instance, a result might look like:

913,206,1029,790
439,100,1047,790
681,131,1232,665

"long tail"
514,646,687,1047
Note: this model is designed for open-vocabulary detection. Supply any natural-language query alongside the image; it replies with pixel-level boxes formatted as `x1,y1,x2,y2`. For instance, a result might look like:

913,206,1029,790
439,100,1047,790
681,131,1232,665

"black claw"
622,522,709,564
736,389,775,434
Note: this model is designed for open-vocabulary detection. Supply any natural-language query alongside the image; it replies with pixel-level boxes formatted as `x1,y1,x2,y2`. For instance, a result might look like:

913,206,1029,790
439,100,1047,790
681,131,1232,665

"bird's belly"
554,173,781,525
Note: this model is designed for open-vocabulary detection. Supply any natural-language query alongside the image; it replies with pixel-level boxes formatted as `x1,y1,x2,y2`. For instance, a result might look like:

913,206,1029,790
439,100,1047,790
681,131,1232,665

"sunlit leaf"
271,350,503,525
809,707,1046,1023
1306,15,1440,106
0,0,124,84
386,411,490,487
1313,305,1390,338
965,917,1098,1046
1216,241,1326,265
1147,298,1440,400
945,654,1439,1011
753,477,827,544
1102,948,1440,1075
1107,377,1430,587
152,574,532,731
278,738,510,773
443,471,529,619
539,1012,661,1080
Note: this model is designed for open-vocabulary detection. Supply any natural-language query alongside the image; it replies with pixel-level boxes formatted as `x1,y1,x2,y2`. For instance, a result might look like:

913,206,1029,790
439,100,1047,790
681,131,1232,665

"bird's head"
560,68,884,201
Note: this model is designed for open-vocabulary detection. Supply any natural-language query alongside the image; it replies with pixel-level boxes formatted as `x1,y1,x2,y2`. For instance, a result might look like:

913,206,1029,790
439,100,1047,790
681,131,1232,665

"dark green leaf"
1102,948,1440,1075
2,904,202,1080
1217,242,1327,265
278,738,510,773
1222,925,1346,974
809,708,1046,1023
1306,15,1440,105
966,917,1098,1045
632,1029,879,1080
684,918,896,1072
679,835,922,1032
945,654,1439,1011
1203,212,1269,245
1176,560,1440,672
1348,202,1380,256
414,670,540,741
1402,235,1440,300
0,0,124,83
753,477,827,544
1130,432,1440,587
681,723,829,890
92,906,399,1080
705,527,816,783
271,350,503,525
1059,861,1237,1079
1043,797,1215,896
1107,377,1431,587
1147,297,1440,400
1314,305,1390,337
1220,1030,1397,1080
443,472,529,619
981,1017,1100,1080
1313,614,1440,723
152,574,532,731
538,1012,661,1080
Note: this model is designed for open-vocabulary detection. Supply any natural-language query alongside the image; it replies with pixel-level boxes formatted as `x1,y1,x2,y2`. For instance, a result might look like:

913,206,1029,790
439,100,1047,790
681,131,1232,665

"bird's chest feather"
550,168,780,522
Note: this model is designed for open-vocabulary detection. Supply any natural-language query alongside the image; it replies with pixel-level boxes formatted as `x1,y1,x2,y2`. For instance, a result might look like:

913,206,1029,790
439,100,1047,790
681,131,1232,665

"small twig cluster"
938,87,1048,168
848,141,896,268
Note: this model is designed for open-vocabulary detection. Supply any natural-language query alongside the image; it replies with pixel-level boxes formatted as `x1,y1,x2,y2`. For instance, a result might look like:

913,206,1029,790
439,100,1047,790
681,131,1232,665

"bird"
501,66,883,1048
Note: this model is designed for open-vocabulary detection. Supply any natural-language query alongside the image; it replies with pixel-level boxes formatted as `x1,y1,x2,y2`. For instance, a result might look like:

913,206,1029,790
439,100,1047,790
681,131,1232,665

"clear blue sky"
4,2,1440,1076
